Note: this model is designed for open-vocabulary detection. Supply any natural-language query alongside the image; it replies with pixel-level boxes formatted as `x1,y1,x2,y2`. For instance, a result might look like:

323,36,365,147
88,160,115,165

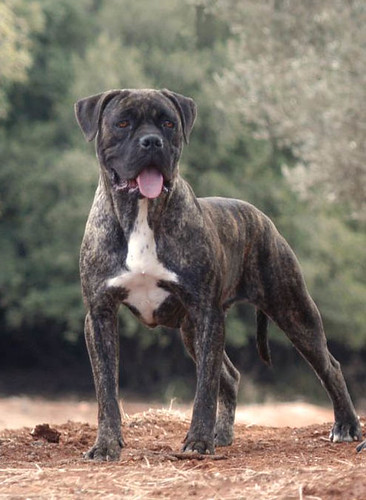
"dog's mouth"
111,167,170,199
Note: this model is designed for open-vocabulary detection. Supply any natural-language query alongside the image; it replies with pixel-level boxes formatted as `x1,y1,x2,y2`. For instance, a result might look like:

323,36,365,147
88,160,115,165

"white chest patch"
107,199,178,324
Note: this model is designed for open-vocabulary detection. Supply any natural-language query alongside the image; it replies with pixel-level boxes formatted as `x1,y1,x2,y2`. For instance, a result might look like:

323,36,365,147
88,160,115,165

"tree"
0,0,365,399
0,0,97,347
0,0,43,118
217,0,366,219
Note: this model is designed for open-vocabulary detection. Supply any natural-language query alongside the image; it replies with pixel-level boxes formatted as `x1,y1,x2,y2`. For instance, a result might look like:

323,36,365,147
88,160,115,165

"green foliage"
0,0,365,397
218,0,366,218
0,0,44,118
292,211,366,348
0,123,95,333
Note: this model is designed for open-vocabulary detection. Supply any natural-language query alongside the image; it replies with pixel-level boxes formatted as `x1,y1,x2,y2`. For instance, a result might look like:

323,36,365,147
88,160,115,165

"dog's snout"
139,134,163,150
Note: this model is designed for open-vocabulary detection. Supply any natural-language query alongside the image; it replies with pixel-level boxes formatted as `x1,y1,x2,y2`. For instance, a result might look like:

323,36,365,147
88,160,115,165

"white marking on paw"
107,199,178,324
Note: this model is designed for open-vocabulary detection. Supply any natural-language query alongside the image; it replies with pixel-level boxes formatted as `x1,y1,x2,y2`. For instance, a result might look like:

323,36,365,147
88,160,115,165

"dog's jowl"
75,88,362,461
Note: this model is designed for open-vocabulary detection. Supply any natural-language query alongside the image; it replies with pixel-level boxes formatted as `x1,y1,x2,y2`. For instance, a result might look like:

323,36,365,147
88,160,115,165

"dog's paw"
84,436,124,462
214,422,233,447
182,433,215,455
329,420,362,443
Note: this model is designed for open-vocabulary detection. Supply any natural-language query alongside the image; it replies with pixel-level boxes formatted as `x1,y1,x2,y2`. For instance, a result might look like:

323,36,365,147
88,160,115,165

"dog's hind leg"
264,295,362,443
180,318,240,447
247,229,362,443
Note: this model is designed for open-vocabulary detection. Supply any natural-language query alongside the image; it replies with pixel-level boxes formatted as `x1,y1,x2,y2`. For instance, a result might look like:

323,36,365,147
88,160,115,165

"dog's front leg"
84,307,123,461
182,307,225,454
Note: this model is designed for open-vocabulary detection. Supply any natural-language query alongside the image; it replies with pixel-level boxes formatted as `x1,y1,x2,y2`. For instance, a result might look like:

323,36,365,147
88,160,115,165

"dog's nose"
139,134,163,150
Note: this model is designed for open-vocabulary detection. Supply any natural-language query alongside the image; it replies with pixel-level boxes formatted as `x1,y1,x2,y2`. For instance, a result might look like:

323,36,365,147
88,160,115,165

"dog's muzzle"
110,133,171,199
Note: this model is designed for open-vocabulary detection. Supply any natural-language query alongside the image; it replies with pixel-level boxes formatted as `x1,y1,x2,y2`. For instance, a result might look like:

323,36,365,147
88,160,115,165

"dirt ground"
0,398,365,499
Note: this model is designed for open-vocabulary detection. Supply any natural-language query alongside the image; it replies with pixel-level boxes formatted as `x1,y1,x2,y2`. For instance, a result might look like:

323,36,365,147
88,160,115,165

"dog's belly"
107,199,178,325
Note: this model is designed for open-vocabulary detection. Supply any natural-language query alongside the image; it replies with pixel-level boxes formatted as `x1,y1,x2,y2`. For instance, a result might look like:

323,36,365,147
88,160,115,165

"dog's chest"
107,199,178,325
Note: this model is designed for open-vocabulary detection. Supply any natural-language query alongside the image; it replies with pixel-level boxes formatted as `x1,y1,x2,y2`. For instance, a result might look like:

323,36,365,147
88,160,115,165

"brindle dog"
75,88,361,460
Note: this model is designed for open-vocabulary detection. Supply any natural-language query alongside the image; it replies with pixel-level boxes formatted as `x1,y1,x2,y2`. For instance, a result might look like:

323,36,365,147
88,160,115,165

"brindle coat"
75,89,361,460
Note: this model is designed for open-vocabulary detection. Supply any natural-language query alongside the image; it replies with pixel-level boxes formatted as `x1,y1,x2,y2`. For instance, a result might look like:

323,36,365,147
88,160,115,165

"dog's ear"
161,89,197,144
74,90,129,142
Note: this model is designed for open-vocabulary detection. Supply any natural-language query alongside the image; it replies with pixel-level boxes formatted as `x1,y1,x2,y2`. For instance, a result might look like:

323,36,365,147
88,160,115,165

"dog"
75,88,362,460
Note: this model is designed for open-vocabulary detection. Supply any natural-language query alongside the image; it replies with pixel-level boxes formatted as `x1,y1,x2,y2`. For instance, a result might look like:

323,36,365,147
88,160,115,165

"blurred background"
0,0,365,410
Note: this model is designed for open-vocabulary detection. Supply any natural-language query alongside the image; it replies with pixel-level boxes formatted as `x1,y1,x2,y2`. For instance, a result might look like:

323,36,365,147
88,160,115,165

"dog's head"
75,89,197,199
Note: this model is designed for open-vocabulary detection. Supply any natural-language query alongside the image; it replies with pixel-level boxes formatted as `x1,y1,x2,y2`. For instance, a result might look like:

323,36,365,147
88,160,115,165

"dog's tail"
256,309,272,367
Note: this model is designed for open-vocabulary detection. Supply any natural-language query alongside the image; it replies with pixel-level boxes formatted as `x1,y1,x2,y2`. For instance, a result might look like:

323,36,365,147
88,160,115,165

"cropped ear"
74,89,129,142
161,89,197,144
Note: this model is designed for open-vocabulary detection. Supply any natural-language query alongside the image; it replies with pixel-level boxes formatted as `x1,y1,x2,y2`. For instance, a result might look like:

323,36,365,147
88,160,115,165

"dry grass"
0,407,365,499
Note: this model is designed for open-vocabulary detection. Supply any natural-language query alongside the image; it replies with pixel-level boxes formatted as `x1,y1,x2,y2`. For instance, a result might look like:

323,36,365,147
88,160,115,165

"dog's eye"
116,120,130,129
163,120,175,129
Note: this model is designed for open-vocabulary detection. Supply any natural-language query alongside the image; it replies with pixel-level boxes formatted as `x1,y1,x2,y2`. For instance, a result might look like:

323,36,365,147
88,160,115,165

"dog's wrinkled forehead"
105,89,178,120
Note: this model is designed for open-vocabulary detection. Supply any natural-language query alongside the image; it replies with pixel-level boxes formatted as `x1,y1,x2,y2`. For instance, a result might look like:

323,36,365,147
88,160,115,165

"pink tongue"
136,167,164,199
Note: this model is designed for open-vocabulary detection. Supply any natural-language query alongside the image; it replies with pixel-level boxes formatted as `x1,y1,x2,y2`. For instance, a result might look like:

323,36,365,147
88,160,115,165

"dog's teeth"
116,180,128,191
